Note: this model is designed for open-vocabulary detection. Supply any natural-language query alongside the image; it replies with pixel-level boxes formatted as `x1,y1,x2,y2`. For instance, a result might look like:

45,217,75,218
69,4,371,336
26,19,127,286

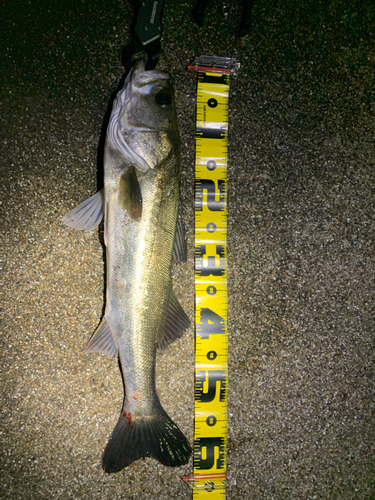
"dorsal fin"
172,201,187,263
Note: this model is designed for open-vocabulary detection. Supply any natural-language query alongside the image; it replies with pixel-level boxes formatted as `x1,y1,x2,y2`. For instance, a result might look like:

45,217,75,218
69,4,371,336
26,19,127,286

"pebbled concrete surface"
1,1,374,499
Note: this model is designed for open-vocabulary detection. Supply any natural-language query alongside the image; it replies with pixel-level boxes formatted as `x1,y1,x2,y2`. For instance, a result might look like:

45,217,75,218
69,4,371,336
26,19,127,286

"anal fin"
158,289,190,350
84,316,118,358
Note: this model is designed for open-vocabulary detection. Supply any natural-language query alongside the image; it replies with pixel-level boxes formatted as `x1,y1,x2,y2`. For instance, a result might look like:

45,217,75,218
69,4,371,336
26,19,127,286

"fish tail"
102,402,191,473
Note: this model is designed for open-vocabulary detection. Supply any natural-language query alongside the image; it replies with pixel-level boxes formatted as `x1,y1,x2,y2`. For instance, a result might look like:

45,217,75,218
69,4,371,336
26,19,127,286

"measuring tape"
184,56,239,499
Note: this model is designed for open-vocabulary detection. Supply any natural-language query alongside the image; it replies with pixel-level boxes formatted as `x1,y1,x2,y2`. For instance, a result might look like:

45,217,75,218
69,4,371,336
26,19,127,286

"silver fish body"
63,60,191,472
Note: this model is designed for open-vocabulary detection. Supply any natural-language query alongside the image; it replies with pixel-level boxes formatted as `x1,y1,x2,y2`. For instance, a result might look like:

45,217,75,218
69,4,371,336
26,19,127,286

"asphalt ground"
1,1,374,499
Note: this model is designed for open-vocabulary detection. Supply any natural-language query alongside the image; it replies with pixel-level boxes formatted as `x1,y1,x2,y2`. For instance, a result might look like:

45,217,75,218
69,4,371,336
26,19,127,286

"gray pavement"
1,1,374,499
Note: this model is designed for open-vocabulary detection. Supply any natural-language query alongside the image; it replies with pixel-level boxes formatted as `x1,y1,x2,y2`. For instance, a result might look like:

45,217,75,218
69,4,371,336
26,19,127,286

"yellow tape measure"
184,56,239,499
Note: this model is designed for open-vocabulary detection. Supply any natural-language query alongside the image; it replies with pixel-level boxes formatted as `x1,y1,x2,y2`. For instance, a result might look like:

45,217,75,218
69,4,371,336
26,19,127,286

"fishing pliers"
123,0,166,71
123,0,253,71
192,0,253,38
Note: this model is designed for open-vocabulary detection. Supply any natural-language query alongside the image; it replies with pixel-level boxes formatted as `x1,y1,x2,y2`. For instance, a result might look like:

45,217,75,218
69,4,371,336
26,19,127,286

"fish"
63,59,191,472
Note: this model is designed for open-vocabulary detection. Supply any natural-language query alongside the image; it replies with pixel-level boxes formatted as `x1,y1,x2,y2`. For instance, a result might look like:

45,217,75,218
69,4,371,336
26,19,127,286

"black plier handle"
123,0,166,71
192,0,253,37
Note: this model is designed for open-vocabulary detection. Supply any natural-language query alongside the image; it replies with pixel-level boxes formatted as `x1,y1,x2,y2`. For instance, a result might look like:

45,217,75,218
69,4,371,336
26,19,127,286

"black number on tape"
207,350,217,360
207,285,217,295
195,370,227,403
194,437,225,470
206,222,217,232
206,415,217,426
206,160,216,171
195,179,225,211
197,308,225,339
195,244,225,277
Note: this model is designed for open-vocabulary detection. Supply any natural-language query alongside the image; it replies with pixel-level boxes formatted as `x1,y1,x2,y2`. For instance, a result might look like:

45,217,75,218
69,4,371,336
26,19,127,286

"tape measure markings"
184,56,238,498
192,67,231,499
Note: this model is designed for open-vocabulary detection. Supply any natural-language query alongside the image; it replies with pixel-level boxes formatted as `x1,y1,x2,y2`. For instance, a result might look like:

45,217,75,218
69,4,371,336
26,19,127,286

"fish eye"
155,92,172,107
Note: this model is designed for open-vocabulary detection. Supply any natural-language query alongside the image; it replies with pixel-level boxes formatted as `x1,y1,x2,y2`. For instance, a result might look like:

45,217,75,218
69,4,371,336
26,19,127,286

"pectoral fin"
118,166,142,221
62,189,104,230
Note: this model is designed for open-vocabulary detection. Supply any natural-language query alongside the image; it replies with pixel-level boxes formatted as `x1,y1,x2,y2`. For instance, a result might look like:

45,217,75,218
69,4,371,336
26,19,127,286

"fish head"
107,59,179,172
127,59,176,133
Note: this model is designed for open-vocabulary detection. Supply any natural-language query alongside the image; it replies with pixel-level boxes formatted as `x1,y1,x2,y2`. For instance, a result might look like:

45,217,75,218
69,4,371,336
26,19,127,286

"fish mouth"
133,58,146,73
132,58,170,79
128,58,171,94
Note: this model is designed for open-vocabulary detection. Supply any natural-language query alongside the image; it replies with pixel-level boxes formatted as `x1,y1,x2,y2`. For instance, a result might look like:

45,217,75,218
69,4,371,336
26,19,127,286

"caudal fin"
102,404,191,473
